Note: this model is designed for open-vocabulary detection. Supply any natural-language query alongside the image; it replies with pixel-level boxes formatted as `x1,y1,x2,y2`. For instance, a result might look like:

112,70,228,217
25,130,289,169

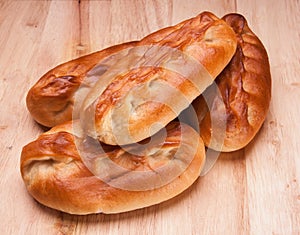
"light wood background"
0,0,299,234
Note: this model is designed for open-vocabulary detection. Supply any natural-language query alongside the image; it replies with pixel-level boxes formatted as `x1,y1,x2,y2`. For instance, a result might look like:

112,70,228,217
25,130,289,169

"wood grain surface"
1,0,299,234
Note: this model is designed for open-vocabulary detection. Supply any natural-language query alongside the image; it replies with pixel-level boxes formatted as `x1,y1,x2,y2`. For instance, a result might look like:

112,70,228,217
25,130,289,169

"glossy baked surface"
26,12,237,146
193,13,271,152
20,121,205,214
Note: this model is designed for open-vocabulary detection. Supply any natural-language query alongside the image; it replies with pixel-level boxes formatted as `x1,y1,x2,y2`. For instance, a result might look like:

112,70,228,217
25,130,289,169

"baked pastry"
20,11,272,216
26,41,137,128
20,121,205,214
26,11,237,145
192,13,271,152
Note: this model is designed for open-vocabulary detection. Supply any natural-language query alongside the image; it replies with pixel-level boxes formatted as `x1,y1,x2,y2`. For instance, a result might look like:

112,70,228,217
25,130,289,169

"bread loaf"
26,42,137,127
20,11,272,215
26,12,237,145
192,13,271,152
20,121,205,214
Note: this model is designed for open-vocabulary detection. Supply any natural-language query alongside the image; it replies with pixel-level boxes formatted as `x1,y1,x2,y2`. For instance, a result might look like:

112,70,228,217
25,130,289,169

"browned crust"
20,121,205,214
193,13,271,152
83,12,237,144
26,42,138,127
26,12,237,129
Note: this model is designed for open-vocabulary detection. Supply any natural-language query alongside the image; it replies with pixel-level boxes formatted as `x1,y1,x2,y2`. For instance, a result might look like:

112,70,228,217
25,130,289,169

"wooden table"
1,0,299,234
